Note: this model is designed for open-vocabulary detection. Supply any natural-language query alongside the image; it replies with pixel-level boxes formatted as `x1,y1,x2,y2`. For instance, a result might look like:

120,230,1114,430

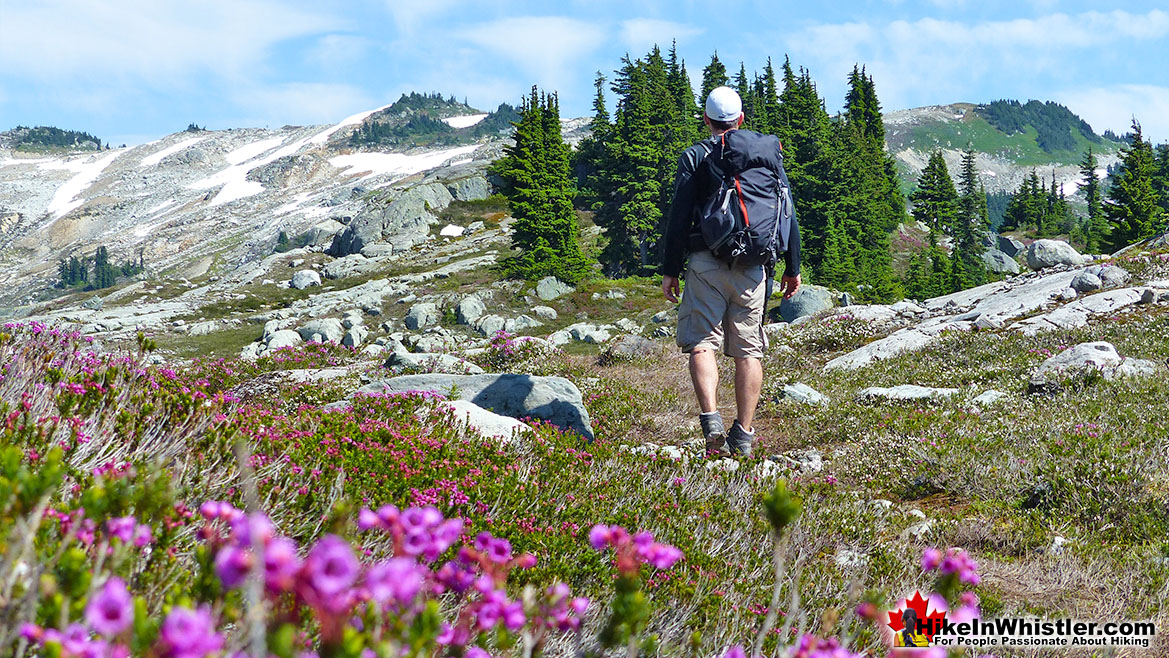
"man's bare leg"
689,348,719,413
733,356,762,431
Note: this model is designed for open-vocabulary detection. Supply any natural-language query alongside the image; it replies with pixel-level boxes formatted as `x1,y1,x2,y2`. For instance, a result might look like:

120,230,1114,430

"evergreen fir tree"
951,147,988,289
1079,148,1110,252
92,246,118,289
910,152,959,234
1001,170,1045,233
496,87,593,282
758,58,781,136
699,53,729,105
1106,119,1160,250
1153,143,1169,217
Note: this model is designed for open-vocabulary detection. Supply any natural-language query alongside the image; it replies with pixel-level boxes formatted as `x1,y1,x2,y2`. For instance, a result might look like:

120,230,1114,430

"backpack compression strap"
720,133,751,228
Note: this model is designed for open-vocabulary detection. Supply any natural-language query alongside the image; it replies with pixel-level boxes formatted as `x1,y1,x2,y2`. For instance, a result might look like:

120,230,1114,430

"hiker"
660,86,801,456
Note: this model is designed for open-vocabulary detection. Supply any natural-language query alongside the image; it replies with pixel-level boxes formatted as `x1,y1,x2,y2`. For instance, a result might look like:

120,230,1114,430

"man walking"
660,86,801,456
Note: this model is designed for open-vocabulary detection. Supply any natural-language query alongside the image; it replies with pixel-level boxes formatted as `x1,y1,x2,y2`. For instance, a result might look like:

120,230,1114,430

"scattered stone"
652,326,674,338
997,235,1025,257
705,458,741,473
266,329,303,351
1026,239,1085,270
890,301,926,315
439,224,465,238
652,309,675,323
1072,264,1130,292
456,297,486,325
297,318,344,343
1049,535,1072,556
291,270,322,290
778,383,829,406
972,389,1008,407
473,314,506,337
613,318,641,334
360,243,394,258
834,549,868,570
900,520,935,542
1057,287,1078,301
405,302,440,331
358,374,593,439
532,305,558,321
982,249,1020,274
858,385,959,402
503,315,542,334
591,290,626,300
1070,270,1102,293
778,285,835,322
1031,341,1161,383
341,325,368,348
785,449,824,473
600,334,664,364
535,276,574,301
1141,289,1157,304
82,296,104,311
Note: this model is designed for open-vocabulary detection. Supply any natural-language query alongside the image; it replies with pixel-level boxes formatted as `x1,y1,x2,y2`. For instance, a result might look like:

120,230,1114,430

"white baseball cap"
705,86,742,122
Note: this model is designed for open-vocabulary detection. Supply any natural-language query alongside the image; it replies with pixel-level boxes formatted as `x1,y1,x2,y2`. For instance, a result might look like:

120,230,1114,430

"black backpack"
697,129,794,268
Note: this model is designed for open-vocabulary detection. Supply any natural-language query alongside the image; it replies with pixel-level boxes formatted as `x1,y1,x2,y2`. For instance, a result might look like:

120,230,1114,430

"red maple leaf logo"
887,591,947,642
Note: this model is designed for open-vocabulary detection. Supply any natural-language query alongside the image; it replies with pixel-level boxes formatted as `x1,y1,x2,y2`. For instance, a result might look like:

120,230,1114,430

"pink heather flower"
264,537,301,593
588,524,612,550
198,501,222,521
642,543,682,569
402,528,430,557
465,648,494,658
357,508,381,531
106,517,136,543
571,597,589,616
514,553,537,569
921,547,942,571
214,546,252,589
303,535,359,597
487,538,512,564
133,524,153,547
365,558,424,609
723,646,747,658
230,512,274,548
86,576,133,636
159,606,222,658
473,532,493,552
19,623,43,642
375,504,399,526
632,531,654,548
503,601,526,631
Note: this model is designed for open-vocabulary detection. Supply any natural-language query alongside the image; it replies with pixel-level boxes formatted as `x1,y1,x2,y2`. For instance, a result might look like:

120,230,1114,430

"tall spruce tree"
700,53,729,106
911,152,959,233
1153,143,1169,217
496,87,592,282
1079,148,1110,252
1106,119,1160,250
1001,170,1045,233
951,148,988,289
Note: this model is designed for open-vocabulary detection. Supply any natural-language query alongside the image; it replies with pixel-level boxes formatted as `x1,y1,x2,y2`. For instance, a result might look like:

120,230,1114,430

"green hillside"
348,92,519,149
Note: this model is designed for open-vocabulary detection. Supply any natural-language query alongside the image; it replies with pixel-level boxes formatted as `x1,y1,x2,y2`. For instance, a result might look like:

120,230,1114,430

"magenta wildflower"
722,646,747,658
588,524,611,549
214,546,252,589
158,606,222,658
921,547,942,571
301,534,359,605
85,576,133,636
365,558,424,609
264,537,301,593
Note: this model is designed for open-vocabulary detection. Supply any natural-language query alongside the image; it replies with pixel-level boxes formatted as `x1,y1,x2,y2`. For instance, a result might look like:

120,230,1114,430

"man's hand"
662,275,681,303
780,273,801,299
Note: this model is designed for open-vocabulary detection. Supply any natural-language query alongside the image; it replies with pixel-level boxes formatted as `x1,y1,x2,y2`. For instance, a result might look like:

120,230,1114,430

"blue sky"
2,0,1167,146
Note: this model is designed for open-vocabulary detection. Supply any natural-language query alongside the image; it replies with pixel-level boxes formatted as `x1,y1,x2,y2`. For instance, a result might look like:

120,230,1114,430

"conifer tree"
1106,119,1160,250
574,72,613,208
700,53,729,106
1079,148,1109,252
910,152,959,234
1001,170,1045,233
951,148,988,289
496,87,592,282
1153,143,1169,217
758,58,781,136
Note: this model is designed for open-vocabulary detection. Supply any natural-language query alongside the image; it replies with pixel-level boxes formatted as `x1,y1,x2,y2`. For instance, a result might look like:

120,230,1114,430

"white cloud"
0,0,340,85
307,35,375,71
383,0,459,35
619,18,703,53
786,10,1169,112
1054,84,1169,144
457,17,606,96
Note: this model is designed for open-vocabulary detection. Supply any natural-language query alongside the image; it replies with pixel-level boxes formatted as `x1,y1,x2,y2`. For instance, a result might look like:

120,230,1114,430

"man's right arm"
660,149,700,279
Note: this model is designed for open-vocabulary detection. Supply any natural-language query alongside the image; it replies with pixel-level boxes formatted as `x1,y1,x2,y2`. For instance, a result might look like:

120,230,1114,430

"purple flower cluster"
105,516,153,547
357,503,463,562
589,524,682,573
921,546,981,585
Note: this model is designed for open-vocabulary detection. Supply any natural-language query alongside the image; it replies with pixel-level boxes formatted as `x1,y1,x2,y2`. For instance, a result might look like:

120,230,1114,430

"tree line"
57,247,143,291
493,44,1169,301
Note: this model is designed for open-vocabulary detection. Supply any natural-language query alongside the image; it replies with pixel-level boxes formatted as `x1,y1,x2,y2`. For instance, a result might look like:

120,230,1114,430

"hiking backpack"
697,129,794,268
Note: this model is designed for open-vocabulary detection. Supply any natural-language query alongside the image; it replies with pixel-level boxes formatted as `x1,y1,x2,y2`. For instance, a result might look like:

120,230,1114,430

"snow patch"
224,137,285,165
328,145,479,183
138,136,206,168
146,198,177,216
442,114,488,129
40,151,122,218
980,169,997,177
308,103,393,145
440,224,465,237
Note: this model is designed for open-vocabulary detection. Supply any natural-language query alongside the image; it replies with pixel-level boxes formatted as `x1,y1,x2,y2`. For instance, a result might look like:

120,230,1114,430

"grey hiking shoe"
700,412,728,455
726,421,755,456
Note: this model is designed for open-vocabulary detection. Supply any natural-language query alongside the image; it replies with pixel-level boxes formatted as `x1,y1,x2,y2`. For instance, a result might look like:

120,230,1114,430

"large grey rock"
1070,270,1103,292
444,176,491,201
384,352,484,375
266,329,303,351
474,314,506,337
291,270,322,290
306,219,346,246
997,235,1025,258
778,285,835,322
1026,240,1085,270
328,183,453,256
297,319,344,343
779,383,829,406
358,374,594,439
858,385,959,402
1072,264,1131,292
1030,341,1159,382
503,315,542,334
405,302,440,330
982,249,1020,274
441,400,529,443
82,296,104,310
456,297,486,325
532,305,558,321
188,320,219,336
535,276,574,301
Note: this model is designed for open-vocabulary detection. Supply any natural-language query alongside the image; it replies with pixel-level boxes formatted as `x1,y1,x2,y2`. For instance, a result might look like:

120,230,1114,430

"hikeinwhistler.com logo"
885,591,1157,650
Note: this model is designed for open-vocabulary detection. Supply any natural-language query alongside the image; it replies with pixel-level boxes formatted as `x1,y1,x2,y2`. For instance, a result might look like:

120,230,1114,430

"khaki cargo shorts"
676,250,768,359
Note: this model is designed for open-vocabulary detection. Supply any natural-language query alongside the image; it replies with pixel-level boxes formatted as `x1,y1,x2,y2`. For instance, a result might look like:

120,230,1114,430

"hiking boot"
726,421,755,456
700,412,728,455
